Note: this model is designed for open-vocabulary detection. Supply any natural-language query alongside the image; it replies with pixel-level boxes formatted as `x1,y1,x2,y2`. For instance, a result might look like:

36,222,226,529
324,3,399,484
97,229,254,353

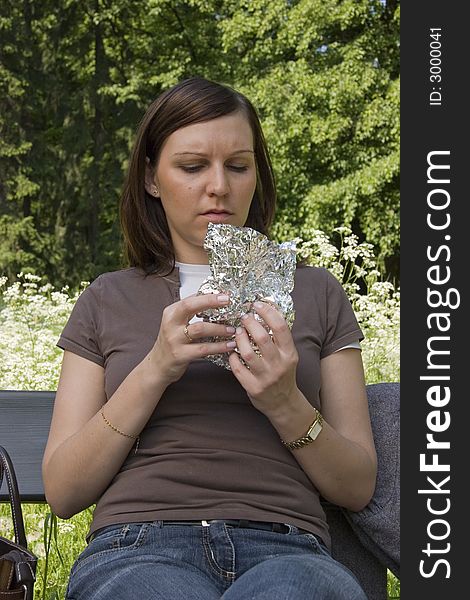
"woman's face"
150,111,257,264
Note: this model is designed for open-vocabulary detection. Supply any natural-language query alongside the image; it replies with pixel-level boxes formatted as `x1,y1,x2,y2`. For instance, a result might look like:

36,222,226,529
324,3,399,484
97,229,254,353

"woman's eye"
180,165,203,173
179,164,249,173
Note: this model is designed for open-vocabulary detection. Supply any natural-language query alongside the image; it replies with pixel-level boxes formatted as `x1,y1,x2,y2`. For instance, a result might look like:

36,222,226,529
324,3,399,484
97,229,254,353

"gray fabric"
325,504,387,600
342,382,400,578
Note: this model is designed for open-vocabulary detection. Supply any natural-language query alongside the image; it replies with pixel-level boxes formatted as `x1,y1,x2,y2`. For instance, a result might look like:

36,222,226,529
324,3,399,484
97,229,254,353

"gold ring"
183,324,193,343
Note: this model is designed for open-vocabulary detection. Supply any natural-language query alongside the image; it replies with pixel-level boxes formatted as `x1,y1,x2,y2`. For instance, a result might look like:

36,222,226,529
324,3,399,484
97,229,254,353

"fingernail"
218,294,229,303
254,301,263,309
241,313,250,321
236,327,244,335
226,326,236,334
226,341,237,348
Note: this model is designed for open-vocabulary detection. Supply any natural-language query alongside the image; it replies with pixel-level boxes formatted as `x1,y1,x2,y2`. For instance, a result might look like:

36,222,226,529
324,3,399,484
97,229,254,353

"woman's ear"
144,157,160,198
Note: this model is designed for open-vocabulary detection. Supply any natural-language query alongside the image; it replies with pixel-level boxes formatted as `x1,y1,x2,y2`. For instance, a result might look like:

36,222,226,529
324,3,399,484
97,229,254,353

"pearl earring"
153,187,159,197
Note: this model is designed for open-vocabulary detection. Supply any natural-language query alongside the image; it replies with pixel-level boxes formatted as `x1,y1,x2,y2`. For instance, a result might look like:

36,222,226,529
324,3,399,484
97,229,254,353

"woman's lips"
200,212,233,223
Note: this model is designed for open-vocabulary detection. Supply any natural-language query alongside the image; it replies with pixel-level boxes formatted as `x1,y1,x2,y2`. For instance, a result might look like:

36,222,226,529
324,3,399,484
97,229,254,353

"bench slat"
0,390,54,502
1,385,398,599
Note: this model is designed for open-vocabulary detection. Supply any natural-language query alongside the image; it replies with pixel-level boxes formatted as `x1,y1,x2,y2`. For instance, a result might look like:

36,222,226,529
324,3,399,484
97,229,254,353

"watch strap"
281,409,324,450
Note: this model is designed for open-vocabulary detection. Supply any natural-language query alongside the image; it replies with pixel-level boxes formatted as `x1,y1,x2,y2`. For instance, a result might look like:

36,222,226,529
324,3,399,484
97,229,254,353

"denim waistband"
162,519,310,535
89,519,318,543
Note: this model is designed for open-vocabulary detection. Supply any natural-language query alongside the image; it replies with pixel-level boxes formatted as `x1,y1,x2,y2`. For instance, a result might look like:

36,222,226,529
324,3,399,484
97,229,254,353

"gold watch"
281,409,324,450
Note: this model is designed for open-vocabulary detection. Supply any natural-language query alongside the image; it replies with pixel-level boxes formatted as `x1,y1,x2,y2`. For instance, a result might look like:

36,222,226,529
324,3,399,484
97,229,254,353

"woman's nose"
206,165,229,196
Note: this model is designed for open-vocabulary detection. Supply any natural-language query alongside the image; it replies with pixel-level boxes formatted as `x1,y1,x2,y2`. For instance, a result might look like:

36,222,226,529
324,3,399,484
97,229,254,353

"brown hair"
119,76,277,275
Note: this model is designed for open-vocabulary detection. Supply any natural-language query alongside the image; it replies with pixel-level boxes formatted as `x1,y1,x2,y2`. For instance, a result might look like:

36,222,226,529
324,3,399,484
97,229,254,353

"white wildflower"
58,521,75,534
296,228,400,383
0,277,80,389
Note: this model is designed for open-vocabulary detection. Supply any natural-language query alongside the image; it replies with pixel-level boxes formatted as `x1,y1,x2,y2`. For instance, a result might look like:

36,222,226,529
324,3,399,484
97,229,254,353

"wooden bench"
0,384,400,599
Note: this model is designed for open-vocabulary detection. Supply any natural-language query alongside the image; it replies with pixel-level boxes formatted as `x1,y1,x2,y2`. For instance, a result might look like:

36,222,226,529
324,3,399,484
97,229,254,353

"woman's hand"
149,293,236,386
229,302,377,511
228,301,300,420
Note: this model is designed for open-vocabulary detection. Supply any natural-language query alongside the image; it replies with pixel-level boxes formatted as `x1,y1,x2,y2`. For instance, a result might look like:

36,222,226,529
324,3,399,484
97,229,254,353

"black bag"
0,445,37,600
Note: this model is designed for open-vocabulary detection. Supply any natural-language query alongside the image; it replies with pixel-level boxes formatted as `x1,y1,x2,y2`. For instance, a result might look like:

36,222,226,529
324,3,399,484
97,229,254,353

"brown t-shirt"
57,265,363,547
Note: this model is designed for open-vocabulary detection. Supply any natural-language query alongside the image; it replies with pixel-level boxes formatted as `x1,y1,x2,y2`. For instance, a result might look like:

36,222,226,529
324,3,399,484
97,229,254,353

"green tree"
0,2,50,280
1,0,227,285
1,0,399,286
219,0,400,277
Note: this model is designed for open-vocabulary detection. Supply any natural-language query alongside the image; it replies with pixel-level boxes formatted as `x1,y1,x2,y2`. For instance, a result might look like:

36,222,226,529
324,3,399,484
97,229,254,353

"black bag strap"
0,446,28,549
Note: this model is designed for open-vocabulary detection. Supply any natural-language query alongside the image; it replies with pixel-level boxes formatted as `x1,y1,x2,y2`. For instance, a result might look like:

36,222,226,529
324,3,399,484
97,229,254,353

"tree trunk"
22,0,33,219
89,0,106,264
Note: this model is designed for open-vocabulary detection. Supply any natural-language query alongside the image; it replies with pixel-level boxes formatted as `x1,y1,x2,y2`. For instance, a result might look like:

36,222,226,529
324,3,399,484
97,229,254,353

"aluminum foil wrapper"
196,223,297,370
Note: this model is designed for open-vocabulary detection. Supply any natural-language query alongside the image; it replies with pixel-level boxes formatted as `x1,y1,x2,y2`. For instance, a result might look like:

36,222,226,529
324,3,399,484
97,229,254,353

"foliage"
387,569,401,600
295,226,399,383
0,226,399,597
0,502,400,599
1,1,399,594
0,230,399,392
0,273,86,390
0,216,58,281
1,0,400,287
220,0,400,276
0,503,94,600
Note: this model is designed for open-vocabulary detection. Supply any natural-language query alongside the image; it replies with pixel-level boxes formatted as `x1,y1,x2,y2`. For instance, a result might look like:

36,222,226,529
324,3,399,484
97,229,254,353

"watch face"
308,420,323,441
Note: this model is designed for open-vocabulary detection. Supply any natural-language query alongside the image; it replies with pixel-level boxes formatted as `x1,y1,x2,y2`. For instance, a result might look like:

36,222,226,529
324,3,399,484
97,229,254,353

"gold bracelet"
281,409,324,450
100,409,140,453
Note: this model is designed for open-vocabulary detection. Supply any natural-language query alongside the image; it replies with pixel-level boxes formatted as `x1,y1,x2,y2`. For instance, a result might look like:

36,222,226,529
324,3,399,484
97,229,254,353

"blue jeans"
66,521,367,600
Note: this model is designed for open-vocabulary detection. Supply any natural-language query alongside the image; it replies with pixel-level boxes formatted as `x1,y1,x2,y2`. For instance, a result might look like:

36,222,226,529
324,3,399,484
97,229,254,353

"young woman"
43,76,377,600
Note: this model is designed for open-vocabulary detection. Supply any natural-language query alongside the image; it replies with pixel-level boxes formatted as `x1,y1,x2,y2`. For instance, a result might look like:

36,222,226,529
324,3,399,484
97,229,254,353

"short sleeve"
320,270,364,359
56,276,104,367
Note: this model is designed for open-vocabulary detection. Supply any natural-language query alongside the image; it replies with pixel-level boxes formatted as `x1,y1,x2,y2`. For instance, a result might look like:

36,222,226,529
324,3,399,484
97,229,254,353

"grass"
387,571,401,599
1,238,400,598
0,502,400,599
0,503,92,599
